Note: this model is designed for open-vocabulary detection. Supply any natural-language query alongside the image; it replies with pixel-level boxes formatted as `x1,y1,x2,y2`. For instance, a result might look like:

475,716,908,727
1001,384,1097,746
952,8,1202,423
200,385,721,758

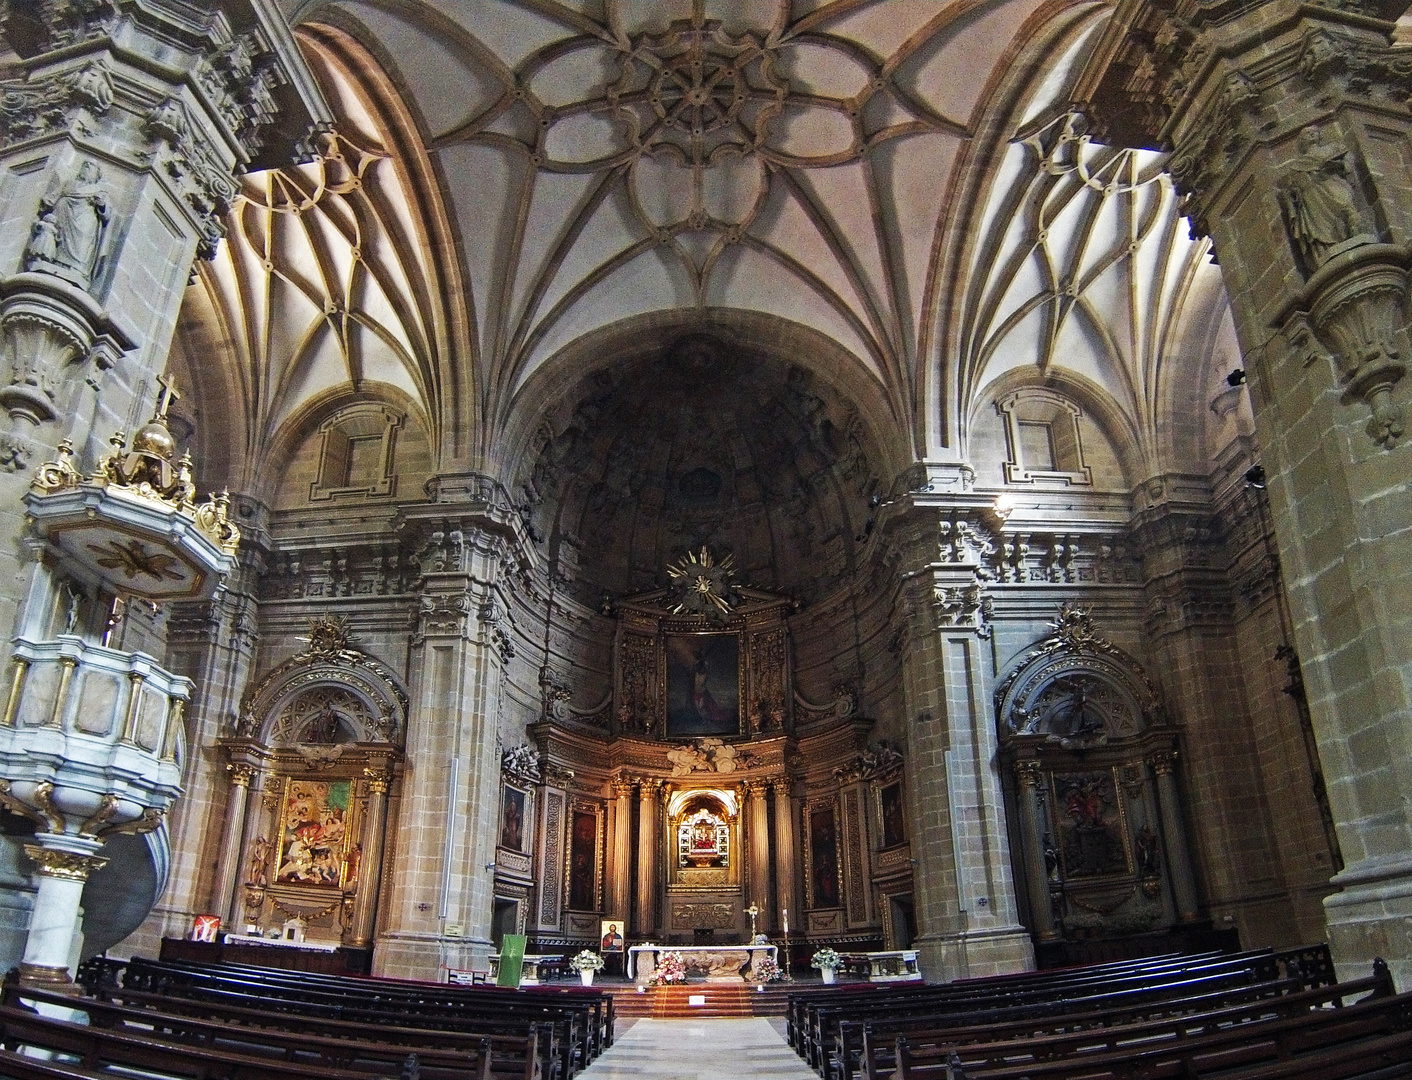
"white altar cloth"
221,933,340,952
627,943,777,983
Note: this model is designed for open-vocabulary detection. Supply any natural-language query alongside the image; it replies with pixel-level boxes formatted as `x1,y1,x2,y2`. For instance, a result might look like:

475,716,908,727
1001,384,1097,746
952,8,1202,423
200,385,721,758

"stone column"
350,765,391,947
208,762,254,926
19,841,107,990
1013,760,1056,941
770,777,799,940
635,778,662,935
1149,751,1199,923
1079,0,1412,987
609,775,634,926
882,490,1033,980
375,495,535,979
745,779,772,932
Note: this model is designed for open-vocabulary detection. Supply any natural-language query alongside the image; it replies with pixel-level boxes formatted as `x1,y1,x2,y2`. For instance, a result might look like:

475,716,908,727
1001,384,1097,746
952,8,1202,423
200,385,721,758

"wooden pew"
119,957,591,1078
805,952,1291,1078
871,965,1391,1080
7,985,529,1080
0,1004,416,1080
892,987,1412,1079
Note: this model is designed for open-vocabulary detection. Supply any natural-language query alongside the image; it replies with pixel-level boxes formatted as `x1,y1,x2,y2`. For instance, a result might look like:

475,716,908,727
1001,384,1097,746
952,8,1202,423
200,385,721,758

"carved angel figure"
26,160,110,287
1278,128,1374,272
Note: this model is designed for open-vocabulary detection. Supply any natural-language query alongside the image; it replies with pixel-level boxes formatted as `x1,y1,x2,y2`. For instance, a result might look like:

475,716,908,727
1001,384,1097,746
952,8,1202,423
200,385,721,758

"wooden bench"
874,965,1391,1080
893,987,1412,1079
7,985,529,1080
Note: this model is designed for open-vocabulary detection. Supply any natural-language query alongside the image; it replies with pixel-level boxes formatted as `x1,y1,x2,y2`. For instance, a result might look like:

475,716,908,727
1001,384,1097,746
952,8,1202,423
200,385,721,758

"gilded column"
745,779,772,932
770,777,799,940
350,765,391,947
1150,751,1199,923
610,775,634,926
1013,760,1056,941
19,843,108,990
635,778,662,934
209,762,254,925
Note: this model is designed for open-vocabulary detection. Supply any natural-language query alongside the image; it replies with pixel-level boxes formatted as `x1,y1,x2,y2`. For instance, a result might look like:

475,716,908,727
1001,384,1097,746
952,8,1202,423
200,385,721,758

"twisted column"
350,765,391,947
209,762,253,925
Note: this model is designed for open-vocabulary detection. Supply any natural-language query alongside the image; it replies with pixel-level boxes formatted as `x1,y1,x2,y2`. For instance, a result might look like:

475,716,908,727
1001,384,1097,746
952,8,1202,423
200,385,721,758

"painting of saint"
500,786,527,852
600,921,624,952
880,782,906,849
568,809,598,910
666,634,740,738
276,779,350,887
1054,772,1127,879
809,805,840,909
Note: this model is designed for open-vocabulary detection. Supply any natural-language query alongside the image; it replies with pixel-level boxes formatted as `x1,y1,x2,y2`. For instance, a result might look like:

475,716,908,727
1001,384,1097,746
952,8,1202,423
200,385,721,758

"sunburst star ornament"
667,547,738,619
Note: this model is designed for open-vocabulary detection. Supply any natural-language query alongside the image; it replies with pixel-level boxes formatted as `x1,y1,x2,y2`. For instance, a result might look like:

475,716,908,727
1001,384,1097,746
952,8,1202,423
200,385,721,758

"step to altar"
604,982,797,1018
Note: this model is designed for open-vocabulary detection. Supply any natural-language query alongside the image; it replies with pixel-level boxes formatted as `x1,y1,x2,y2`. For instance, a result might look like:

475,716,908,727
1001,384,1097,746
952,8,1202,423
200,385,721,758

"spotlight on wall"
484,863,497,871
1226,368,1247,387
1244,464,1267,490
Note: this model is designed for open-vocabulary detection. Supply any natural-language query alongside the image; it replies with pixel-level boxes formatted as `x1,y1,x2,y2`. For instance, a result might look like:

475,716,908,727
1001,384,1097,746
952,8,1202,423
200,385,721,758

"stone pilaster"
881,483,1033,980
1081,1,1412,987
374,485,534,978
208,761,254,926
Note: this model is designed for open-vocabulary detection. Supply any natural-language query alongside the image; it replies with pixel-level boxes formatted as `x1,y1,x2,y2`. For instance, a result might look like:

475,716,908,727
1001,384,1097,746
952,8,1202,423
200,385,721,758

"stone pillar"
208,762,254,926
19,841,107,990
1149,751,1199,923
635,778,662,935
350,764,391,947
883,490,1033,980
375,495,534,978
745,779,772,931
770,777,799,940
1079,0,1412,987
1013,760,1056,941
609,775,634,926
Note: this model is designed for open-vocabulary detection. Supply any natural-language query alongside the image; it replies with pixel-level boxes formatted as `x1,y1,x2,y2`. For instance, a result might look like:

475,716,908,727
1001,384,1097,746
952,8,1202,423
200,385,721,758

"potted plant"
811,947,842,985
570,949,605,986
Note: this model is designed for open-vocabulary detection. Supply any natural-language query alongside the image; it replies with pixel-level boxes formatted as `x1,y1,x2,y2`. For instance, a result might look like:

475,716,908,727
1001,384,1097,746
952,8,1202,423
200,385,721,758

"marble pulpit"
628,944,777,983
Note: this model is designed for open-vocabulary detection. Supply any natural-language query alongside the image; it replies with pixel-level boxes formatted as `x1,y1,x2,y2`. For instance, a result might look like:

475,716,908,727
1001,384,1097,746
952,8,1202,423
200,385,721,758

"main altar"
628,944,777,983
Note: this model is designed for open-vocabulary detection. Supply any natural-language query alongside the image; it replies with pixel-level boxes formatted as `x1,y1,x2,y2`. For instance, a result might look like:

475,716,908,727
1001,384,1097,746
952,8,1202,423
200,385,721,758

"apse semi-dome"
524,335,882,605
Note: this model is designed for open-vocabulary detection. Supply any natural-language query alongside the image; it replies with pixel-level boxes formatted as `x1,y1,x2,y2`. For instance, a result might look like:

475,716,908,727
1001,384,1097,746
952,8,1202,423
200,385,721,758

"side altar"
628,944,777,983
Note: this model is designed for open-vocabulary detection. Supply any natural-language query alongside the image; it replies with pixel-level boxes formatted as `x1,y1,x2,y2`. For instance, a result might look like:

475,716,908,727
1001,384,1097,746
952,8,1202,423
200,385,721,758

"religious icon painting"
808,804,841,909
879,781,906,849
500,785,527,852
600,919,625,952
1052,771,1129,879
665,632,741,738
275,779,352,888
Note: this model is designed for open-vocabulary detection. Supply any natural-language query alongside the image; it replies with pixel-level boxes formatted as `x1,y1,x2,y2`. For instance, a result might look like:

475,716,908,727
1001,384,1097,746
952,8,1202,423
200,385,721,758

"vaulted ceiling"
175,0,1240,499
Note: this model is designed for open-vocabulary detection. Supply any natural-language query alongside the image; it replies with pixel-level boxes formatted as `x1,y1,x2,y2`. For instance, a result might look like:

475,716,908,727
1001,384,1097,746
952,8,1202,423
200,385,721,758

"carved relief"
618,631,658,734
747,627,787,732
538,790,564,927
842,787,865,924
671,902,734,929
1277,127,1377,275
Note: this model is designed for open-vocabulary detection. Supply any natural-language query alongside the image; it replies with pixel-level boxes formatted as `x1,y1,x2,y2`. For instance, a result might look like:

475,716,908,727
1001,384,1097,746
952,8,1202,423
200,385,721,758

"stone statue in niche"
25,160,110,289
1277,128,1376,273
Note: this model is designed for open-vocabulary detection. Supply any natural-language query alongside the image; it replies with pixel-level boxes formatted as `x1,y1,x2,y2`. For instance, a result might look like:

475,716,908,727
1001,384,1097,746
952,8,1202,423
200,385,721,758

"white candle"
783,908,788,935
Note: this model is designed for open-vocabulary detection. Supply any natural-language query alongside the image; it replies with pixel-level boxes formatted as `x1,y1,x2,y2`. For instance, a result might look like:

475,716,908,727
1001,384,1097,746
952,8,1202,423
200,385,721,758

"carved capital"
1014,759,1044,787
363,767,390,795
611,776,636,799
743,778,769,800
23,844,106,882
227,762,254,787
1147,749,1178,776
769,776,794,799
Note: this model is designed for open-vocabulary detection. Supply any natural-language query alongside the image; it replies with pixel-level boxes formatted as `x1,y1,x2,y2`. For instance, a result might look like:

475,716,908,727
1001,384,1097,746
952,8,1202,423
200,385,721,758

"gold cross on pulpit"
154,373,180,420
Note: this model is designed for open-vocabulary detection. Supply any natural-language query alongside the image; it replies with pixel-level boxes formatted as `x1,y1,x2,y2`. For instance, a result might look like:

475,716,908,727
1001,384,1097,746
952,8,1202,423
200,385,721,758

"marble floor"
579,1017,818,1079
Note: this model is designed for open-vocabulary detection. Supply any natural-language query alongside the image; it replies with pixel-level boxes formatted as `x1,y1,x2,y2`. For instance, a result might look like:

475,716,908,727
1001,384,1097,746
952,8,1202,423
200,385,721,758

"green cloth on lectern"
497,934,527,987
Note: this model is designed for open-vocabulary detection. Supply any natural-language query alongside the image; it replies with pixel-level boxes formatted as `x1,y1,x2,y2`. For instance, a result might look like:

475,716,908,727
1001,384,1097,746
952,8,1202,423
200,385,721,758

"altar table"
628,944,777,983
488,952,563,985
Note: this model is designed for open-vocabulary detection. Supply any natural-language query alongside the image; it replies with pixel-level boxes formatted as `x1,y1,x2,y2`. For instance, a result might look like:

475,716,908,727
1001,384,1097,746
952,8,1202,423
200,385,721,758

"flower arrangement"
570,950,605,972
753,956,787,982
811,947,842,971
649,950,688,985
